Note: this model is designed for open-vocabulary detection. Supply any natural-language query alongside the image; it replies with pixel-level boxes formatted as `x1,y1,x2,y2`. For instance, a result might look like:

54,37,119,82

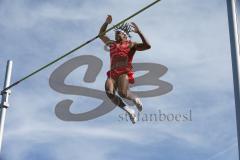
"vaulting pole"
0,60,13,152
1,0,161,93
226,0,240,158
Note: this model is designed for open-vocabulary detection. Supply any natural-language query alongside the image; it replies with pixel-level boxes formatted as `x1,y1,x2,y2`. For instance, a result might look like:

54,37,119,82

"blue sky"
0,0,239,159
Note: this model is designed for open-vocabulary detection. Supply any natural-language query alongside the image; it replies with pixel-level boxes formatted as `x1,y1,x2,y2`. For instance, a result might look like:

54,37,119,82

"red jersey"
107,40,136,84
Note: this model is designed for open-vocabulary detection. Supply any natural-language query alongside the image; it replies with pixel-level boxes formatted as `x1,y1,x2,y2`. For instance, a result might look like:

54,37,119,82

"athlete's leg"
105,77,125,107
105,77,137,124
117,74,143,112
117,74,137,100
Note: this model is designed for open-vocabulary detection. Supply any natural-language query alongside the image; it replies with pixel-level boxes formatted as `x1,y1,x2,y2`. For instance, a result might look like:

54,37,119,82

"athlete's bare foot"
133,97,143,112
128,108,137,124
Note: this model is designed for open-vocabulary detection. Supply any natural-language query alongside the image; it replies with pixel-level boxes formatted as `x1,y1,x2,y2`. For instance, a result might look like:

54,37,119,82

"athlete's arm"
99,15,112,45
131,22,151,51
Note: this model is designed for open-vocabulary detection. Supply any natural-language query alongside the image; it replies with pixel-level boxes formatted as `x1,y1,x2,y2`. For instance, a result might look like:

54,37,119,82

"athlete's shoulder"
128,41,137,49
106,40,117,47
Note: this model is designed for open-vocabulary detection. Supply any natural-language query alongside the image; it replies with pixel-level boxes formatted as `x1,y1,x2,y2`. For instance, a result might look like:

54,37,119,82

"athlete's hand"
105,15,112,24
130,22,140,33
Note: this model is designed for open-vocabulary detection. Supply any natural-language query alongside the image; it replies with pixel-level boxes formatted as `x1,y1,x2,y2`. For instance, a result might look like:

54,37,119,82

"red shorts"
107,67,135,84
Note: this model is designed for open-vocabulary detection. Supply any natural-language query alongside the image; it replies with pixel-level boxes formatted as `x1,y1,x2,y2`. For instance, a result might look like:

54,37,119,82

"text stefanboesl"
118,109,192,122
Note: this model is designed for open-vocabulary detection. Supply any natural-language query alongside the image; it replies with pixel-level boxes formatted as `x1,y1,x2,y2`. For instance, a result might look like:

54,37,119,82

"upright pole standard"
226,0,240,158
0,60,13,152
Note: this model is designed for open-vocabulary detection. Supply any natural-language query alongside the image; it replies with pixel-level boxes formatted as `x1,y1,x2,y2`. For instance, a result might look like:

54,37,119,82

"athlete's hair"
114,23,132,38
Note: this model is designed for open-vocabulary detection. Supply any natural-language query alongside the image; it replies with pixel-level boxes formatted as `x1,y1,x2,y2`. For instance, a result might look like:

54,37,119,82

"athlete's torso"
109,40,135,70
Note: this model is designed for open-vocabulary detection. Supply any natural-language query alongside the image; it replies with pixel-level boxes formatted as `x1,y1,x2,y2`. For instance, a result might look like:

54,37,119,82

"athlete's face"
115,31,127,42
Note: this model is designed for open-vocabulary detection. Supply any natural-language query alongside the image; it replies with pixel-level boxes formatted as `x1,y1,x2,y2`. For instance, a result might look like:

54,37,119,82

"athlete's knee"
105,90,115,99
118,90,128,98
